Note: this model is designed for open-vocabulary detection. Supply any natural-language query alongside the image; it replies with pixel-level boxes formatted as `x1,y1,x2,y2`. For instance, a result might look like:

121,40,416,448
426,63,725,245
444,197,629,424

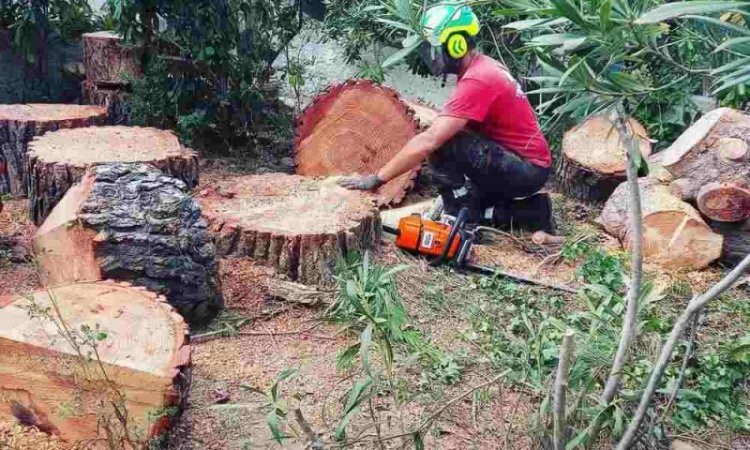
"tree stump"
0,104,107,197
294,80,420,205
598,179,723,270
82,31,142,86
661,107,750,222
557,114,651,203
33,163,221,324
710,219,750,266
82,80,132,125
197,174,380,286
0,281,190,445
28,126,199,225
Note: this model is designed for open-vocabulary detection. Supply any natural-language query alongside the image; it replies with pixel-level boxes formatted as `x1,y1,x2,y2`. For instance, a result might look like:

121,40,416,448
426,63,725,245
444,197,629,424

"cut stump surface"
0,281,190,444
28,126,199,224
82,31,142,86
0,104,107,197
198,174,380,286
294,80,420,205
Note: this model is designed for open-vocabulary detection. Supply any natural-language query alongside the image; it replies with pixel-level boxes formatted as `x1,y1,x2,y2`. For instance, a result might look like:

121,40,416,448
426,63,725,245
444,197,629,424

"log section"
197,174,381,286
710,219,750,266
82,80,132,125
28,126,199,225
82,31,142,86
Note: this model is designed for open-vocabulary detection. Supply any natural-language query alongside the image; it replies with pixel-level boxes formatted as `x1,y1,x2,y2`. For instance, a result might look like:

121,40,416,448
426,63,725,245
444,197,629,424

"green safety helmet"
421,1,480,59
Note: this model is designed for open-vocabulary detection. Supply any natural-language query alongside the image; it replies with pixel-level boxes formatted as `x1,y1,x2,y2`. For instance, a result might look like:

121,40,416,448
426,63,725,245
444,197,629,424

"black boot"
482,193,556,233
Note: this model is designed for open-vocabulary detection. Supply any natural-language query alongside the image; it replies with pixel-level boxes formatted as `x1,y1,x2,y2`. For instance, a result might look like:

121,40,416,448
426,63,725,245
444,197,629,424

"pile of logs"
81,31,141,124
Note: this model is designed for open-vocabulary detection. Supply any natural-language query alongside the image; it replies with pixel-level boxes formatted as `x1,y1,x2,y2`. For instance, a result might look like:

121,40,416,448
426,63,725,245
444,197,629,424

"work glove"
337,174,384,191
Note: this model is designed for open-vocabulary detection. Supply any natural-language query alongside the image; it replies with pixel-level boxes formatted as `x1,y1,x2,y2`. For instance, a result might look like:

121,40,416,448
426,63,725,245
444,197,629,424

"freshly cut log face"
598,179,723,270
557,114,651,203
198,174,381,286
294,80,420,205
82,31,142,86
28,126,199,224
33,163,221,324
0,103,107,197
0,281,190,445
82,80,132,125
661,107,750,221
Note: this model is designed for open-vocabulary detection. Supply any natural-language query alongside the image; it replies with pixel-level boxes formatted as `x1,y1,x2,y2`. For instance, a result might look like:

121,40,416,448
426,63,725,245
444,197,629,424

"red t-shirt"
441,54,551,168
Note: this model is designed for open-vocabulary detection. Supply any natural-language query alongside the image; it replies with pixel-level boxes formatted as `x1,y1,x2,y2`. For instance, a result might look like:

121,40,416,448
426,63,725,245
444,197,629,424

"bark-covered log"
82,31,142,86
28,126,199,225
33,163,221,324
0,281,190,445
197,174,381,287
294,80,420,205
557,114,651,203
598,179,723,270
82,80,132,125
661,107,750,222
710,219,750,266
0,104,107,197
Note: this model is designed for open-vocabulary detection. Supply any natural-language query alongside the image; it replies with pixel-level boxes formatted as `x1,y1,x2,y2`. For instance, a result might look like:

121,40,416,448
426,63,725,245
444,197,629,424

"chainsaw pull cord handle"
430,207,468,267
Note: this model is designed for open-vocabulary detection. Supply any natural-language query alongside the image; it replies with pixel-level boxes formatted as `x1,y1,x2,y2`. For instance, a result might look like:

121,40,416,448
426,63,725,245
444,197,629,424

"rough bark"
556,114,651,203
0,104,107,197
33,163,221,324
403,100,438,129
82,80,132,125
661,107,750,221
0,281,191,445
598,179,723,270
294,80,420,206
28,126,199,225
82,31,142,86
197,174,381,287
710,219,750,265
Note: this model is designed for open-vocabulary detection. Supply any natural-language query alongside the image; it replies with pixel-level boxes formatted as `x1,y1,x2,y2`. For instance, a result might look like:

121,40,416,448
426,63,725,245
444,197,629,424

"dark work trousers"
429,131,550,210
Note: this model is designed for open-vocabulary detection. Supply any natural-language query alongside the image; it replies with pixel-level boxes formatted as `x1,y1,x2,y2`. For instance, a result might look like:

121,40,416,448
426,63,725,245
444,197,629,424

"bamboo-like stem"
553,329,576,450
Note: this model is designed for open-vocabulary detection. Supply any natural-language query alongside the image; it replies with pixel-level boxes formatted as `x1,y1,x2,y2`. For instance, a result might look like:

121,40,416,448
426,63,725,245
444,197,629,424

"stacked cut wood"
0,281,190,445
557,114,652,203
33,163,221,324
0,104,107,197
81,31,141,125
294,80,420,205
197,174,381,287
28,126,199,225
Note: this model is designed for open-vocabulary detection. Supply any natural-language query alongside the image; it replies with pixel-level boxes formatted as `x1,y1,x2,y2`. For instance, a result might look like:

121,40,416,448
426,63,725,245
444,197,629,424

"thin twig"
659,309,701,423
553,330,576,450
293,408,325,450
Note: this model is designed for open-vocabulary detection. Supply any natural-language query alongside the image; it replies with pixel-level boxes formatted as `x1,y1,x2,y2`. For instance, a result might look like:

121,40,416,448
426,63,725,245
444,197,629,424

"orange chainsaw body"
394,214,461,258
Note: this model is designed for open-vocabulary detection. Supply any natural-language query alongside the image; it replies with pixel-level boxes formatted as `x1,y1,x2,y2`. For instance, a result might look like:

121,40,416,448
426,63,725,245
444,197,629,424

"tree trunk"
0,104,107,197
82,31,142,87
33,163,221,324
28,126,199,225
710,219,750,266
0,280,190,445
294,80,420,206
598,179,723,270
197,174,381,287
660,107,750,222
556,114,651,203
82,80,132,125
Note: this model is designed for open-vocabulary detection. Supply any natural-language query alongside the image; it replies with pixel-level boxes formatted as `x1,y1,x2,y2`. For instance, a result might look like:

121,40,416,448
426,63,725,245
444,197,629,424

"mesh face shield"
418,41,447,77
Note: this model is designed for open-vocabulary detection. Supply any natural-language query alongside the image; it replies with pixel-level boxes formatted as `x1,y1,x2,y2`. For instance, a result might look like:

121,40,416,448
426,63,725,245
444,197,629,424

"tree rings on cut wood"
0,281,190,445
198,174,381,286
82,31,142,86
696,181,750,222
0,103,107,197
33,163,221,324
598,179,723,270
557,114,651,203
28,126,199,225
294,80,420,205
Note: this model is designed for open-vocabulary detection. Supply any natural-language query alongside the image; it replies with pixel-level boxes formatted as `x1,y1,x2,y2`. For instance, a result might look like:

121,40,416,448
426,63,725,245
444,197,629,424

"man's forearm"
376,134,435,182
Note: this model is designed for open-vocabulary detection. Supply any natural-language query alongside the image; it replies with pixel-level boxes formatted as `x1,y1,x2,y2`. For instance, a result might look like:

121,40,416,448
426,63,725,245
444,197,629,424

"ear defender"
446,33,468,59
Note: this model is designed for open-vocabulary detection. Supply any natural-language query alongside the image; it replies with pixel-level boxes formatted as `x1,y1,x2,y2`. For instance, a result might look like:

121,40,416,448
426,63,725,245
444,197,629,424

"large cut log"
197,174,380,286
557,114,652,203
661,107,750,222
28,126,199,225
710,219,750,266
82,31,142,86
0,281,190,446
294,80,420,205
598,179,723,270
82,80,132,125
33,163,221,324
0,104,107,197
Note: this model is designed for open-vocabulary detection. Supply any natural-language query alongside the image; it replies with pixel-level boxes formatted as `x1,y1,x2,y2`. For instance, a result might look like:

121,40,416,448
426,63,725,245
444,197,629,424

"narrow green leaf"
413,432,425,450
713,71,750,93
636,2,750,25
714,36,750,52
360,323,374,375
710,57,750,75
566,430,589,449
550,0,594,30
276,368,298,382
267,411,284,445
375,17,417,33
528,33,586,47
503,17,569,30
600,0,613,32
685,15,750,36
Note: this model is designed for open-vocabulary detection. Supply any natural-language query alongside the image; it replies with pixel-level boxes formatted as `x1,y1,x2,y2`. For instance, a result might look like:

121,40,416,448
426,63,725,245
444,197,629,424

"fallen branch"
553,330,576,450
293,408,325,450
615,254,750,450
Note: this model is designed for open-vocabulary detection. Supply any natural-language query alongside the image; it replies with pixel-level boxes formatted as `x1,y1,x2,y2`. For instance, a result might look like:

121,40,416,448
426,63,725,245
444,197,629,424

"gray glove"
337,174,384,191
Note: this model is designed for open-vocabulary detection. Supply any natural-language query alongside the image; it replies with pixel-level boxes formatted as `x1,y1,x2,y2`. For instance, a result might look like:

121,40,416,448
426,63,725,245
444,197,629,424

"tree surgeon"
338,1,554,233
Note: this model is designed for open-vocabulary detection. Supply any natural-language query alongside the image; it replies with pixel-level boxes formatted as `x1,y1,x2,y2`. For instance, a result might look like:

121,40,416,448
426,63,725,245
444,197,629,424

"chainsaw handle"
430,207,468,267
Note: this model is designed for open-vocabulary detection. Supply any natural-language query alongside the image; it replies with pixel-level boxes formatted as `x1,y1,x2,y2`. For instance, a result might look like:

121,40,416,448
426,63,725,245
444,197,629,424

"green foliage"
577,248,625,293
